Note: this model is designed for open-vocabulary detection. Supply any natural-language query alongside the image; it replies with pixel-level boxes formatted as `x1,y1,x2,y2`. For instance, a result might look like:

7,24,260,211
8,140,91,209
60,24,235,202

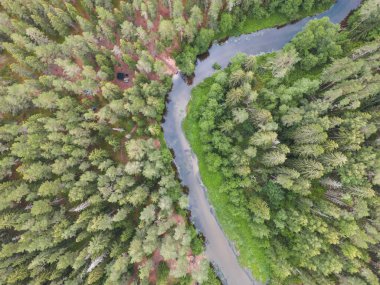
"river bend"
162,1,362,284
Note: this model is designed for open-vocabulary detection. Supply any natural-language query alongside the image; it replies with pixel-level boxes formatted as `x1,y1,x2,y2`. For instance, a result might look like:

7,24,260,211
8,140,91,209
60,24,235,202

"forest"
185,0,380,284
0,0,345,284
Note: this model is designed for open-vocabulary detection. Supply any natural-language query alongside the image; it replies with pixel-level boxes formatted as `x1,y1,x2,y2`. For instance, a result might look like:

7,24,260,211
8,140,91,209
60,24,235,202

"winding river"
162,1,362,284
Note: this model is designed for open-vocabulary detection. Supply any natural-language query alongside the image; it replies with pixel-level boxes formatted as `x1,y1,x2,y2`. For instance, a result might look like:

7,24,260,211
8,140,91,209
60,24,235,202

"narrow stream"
162,1,362,284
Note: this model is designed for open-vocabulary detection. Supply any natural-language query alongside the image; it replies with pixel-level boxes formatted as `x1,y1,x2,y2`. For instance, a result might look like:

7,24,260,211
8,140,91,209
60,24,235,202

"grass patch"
183,77,270,282
216,1,335,40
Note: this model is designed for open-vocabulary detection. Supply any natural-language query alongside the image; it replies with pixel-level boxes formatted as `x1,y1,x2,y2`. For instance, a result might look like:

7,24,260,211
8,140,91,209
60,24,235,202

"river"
162,1,362,284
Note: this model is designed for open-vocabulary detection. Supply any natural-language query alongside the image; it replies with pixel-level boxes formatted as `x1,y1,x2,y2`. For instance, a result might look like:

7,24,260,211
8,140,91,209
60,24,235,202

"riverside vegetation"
0,0,340,284
184,0,380,284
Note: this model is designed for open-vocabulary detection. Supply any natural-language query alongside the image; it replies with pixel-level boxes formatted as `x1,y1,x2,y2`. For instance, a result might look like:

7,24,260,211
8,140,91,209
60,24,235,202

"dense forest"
0,0,342,284
185,0,380,284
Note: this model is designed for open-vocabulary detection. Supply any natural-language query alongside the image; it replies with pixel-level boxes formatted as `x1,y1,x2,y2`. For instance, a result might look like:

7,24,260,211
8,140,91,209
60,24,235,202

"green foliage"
219,13,234,34
157,261,170,285
185,13,380,284
348,0,380,41
176,0,335,74
0,0,215,284
159,19,176,42
175,46,197,76
203,266,222,285
212,62,222,70
190,234,204,255
195,28,215,54
184,77,271,281
289,17,343,70
0,1,372,284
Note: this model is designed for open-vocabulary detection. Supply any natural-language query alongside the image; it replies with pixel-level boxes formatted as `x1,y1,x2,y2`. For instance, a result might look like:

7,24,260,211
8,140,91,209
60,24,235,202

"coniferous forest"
0,0,379,285
185,0,380,284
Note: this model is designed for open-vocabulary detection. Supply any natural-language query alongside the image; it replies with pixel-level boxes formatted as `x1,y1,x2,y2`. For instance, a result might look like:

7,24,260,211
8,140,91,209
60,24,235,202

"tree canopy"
185,11,380,284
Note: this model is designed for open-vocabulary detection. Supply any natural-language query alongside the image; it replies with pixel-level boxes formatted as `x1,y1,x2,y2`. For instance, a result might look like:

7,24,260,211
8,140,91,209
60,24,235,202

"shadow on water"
198,51,210,62
217,37,229,44
276,18,302,29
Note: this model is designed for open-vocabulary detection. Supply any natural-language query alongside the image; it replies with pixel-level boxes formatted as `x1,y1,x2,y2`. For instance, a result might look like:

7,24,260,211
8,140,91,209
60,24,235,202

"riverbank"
182,5,333,279
175,1,336,76
182,1,365,282
215,1,336,39
183,75,271,281
165,0,363,283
